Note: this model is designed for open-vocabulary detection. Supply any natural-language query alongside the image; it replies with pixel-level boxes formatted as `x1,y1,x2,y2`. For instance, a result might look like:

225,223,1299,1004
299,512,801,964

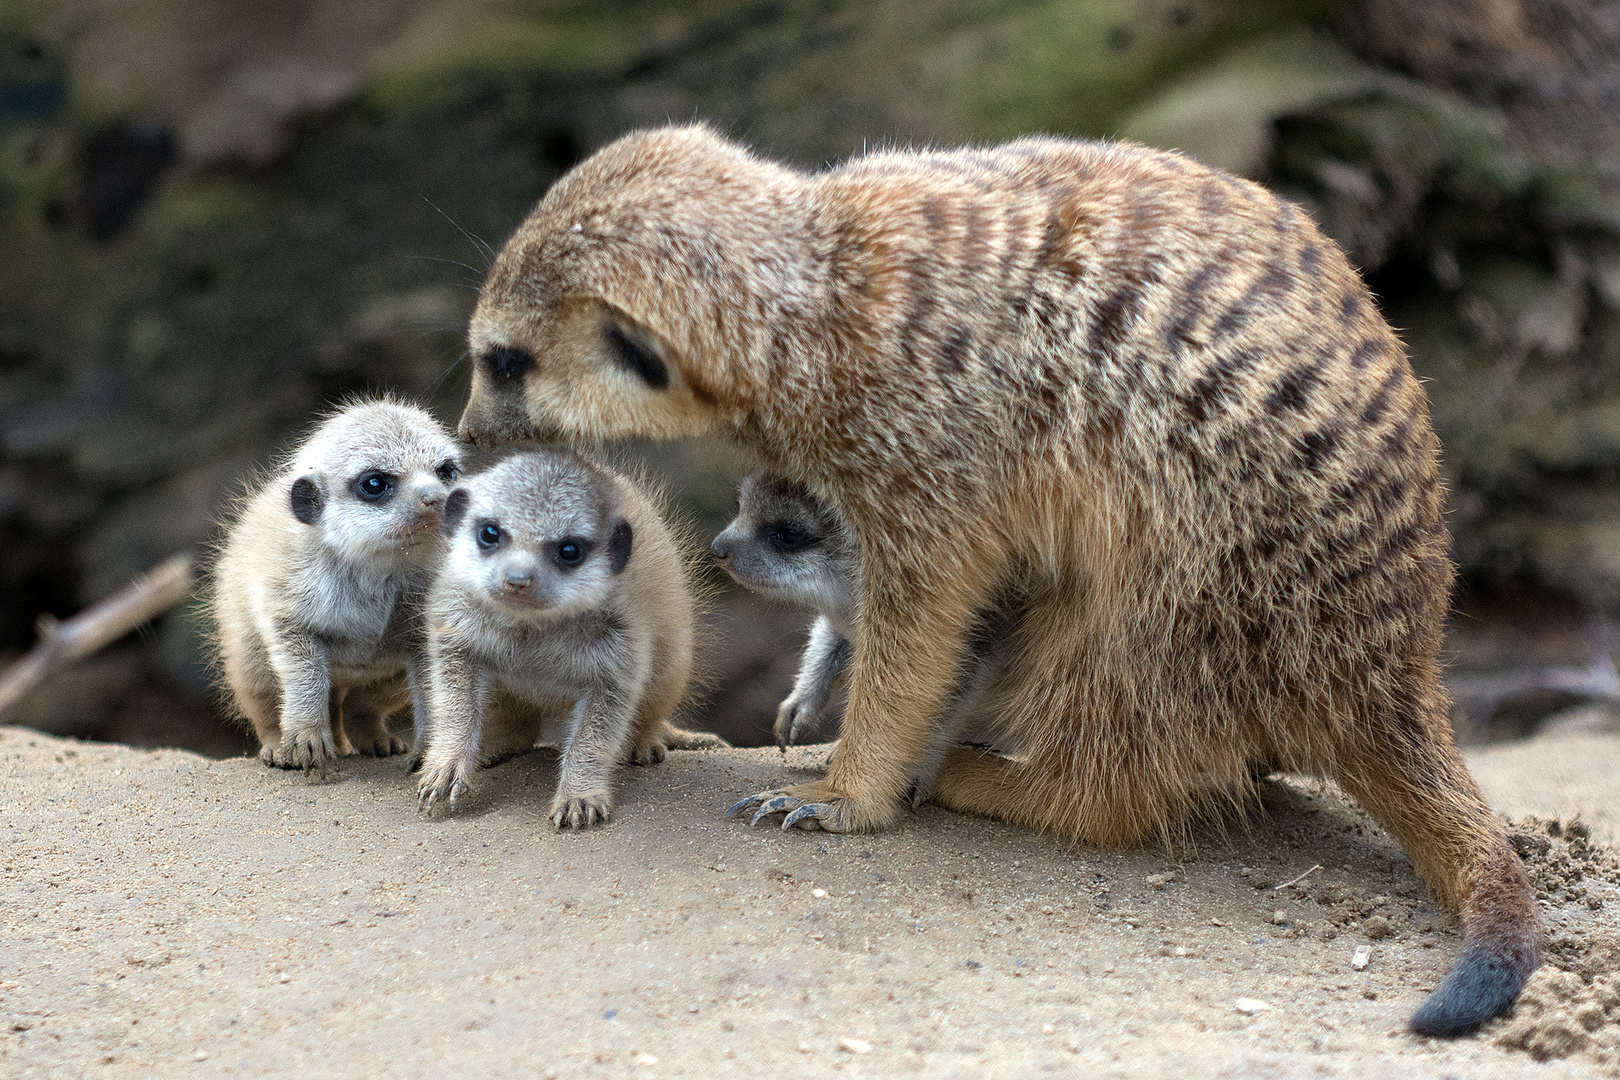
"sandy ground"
3,720,1619,1079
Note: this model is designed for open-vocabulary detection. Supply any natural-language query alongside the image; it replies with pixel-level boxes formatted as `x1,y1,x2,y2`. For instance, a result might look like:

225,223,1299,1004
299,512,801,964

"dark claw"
782,803,828,830
749,794,801,826
727,794,767,818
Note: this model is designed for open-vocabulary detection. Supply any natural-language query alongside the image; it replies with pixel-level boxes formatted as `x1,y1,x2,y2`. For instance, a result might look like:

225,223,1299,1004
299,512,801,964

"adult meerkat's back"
459,125,1538,1034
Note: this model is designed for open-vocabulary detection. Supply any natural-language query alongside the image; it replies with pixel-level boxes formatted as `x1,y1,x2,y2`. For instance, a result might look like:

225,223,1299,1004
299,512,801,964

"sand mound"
1489,819,1620,1071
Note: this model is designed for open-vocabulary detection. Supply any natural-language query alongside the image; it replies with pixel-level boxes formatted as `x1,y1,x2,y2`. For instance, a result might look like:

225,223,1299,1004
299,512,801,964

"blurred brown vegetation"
2,0,1620,753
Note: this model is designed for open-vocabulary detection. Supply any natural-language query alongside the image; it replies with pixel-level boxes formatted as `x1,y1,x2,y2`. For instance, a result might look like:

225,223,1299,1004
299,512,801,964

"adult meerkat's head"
440,450,634,620
460,124,810,447
711,473,856,616
286,399,462,567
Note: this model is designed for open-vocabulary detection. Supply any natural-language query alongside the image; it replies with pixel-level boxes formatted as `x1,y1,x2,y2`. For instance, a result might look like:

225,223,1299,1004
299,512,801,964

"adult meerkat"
711,471,1014,802
414,449,723,828
212,398,462,769
455,125,1537,1034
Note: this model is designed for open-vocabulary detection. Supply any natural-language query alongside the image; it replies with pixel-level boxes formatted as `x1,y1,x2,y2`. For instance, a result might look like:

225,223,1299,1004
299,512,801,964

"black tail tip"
1409,944,1536,1037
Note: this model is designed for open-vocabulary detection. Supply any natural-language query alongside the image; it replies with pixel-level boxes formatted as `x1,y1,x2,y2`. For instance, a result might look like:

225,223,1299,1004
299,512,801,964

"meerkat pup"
455,124,1538,1034
711,471,1016,803
212,398,462,769
414,449,722,828
711,472,857,748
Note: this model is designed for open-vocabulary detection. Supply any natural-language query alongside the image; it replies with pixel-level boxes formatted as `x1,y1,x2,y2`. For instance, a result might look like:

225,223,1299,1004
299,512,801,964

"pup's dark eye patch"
354,471,397,503
605,324,669,390
484,346,535,382
763,522,817,553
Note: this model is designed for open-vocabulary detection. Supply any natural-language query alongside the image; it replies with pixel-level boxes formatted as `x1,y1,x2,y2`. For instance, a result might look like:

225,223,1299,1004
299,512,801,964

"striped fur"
459,125,1539,1034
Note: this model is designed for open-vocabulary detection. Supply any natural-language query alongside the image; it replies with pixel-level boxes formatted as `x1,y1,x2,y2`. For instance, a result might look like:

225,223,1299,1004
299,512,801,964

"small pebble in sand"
634,1054,658,1066
1352,945,1372,970
839,1037,873,1054
1146,872,1175,890
811,888,827,898
1271,910,1288,925
193,1050,210,1061
1234,998,1272,1015
1362,915,1394,940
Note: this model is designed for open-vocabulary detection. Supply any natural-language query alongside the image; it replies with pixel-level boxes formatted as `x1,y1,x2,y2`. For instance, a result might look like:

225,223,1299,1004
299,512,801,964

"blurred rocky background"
3,0,1620,754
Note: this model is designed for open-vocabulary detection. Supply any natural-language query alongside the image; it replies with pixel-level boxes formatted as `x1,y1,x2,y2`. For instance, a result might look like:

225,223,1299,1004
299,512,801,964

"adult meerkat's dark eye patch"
484,345,536,383
604,320,670,390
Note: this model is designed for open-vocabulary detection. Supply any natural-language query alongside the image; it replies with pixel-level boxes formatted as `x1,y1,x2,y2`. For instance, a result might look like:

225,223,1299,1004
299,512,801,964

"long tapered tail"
1408,832,1540,1036
1409,934,1539,1035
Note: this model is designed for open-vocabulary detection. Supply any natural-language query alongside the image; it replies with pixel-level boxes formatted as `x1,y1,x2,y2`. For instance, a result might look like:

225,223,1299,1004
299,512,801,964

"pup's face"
289,401,461,566
441,453,632,620
711,473,854,613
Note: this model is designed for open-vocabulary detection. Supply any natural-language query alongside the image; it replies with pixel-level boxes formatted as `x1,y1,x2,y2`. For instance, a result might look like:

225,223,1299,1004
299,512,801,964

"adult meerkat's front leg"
732,564,980,832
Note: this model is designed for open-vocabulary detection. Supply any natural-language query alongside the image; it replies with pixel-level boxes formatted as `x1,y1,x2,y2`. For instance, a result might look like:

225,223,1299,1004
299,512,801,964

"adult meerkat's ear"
443,489,470,536
608,519,633,574
290,475,324,525
601,310,670,391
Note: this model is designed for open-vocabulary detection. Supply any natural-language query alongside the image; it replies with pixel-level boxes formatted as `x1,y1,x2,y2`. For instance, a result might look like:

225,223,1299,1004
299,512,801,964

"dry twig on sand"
0,553,194,717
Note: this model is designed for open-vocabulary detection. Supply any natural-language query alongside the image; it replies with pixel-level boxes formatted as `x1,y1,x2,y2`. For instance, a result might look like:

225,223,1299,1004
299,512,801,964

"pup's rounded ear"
290,475,324,525
443,489,470,536
608,519,633,574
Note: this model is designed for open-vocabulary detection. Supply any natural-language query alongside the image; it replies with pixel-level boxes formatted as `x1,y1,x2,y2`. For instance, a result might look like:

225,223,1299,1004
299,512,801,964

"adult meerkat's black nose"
711,535,734,562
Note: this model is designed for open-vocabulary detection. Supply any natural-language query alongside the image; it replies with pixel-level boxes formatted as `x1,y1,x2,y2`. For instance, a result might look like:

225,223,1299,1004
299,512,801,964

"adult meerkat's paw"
551,792,612,829
282,727,338,772
417,760,473,812
726,781,883,833
258,743,298,769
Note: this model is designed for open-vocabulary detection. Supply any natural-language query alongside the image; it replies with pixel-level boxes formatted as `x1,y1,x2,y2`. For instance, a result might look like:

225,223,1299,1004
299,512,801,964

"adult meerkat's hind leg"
927,583,1242,846
1330,723,1538,1036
